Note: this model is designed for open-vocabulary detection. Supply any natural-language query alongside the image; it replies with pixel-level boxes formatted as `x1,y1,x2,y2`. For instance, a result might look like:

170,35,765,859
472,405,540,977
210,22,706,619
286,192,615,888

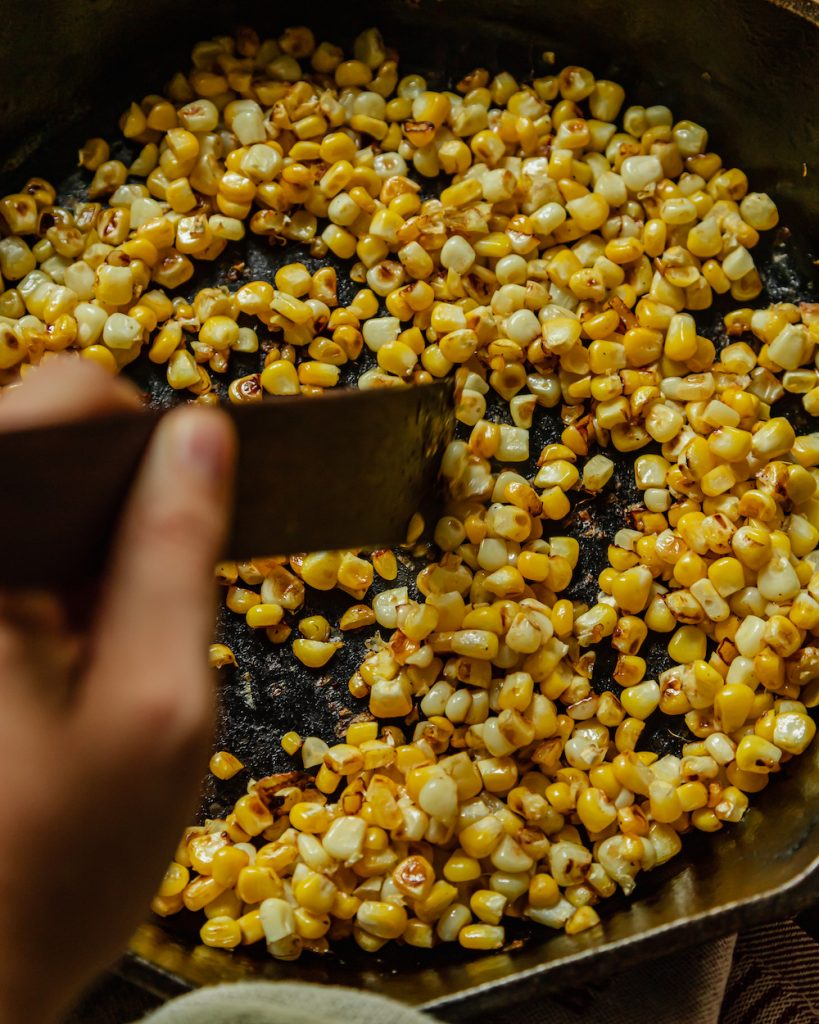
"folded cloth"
480,935,737,1024
719,919,819,1024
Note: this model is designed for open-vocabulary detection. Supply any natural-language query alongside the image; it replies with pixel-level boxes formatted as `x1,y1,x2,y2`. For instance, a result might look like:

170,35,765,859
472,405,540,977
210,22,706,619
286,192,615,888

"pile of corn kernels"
1,24,818,960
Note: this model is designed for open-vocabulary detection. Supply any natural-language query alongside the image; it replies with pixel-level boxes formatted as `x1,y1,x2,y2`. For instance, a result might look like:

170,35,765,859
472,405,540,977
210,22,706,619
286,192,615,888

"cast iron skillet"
2,0,819,1018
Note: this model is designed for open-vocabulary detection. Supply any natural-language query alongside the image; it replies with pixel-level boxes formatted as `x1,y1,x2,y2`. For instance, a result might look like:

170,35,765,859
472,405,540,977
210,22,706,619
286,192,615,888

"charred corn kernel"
209,750,244,780
233,794,273,837
79,137,110,171
88,160,127,199
736,734,782,774
208,643,236,669
712,786,749,824
289,802,331,834
732,526,772,569
340,605,377,631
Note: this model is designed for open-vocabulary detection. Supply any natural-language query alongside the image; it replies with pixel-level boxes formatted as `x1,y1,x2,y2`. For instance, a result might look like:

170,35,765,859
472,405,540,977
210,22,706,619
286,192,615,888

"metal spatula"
0,381,455,587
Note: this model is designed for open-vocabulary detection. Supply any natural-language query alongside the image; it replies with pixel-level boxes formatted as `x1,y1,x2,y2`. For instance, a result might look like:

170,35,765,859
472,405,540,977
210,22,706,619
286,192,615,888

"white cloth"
140,981,438,1024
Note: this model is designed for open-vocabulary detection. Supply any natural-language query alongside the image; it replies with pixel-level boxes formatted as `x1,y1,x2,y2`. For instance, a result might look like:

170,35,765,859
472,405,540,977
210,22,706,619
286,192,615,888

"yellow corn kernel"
735,734,782,774
158,862,190,899
459,924,505,950
246,603,285,628
233,794,273,837
293,638,341,668
208,643,236,669
207,847,248,890
236,865,282,904
280,731,303,756
576,787,617,832
340,605,377,631
667,626,707,664
200,916,242,948
356,901,408,940
470,889,508,924
773,712,816,755
620,681,661,720
182,876,225,913
459,815,503,858
565,906,600,935
209,750,244,780
79,137,110,171
714,683,755,733
237,909,265,945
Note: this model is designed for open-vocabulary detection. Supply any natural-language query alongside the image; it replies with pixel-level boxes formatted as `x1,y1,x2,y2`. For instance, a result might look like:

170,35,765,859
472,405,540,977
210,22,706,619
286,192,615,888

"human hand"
0,359,235,1023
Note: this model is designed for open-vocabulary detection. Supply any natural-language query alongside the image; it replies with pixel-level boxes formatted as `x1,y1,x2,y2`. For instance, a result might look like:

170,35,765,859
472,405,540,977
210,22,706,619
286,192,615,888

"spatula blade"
0,381,454,587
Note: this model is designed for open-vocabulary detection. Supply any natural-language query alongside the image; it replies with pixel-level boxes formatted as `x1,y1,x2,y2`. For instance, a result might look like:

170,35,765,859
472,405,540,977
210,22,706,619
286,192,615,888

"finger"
0,614,81,709
0,590,65,634
0,590,75,707
0,357,140,431
80,405,235,750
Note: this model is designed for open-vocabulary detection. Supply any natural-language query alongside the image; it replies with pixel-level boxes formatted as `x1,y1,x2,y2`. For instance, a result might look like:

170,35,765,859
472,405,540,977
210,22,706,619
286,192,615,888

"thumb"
80,405,235,750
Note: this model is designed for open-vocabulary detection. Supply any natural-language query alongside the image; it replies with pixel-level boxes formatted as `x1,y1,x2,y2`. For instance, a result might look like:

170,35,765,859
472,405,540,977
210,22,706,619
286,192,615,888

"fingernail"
167,408,235,491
